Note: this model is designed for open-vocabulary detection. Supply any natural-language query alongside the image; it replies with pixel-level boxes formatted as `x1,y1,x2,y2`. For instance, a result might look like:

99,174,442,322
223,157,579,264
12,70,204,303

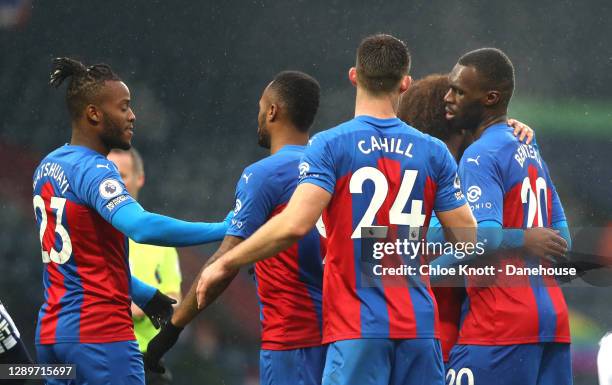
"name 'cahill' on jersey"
32,145,136,344
298,115,467,344
457,123,569,345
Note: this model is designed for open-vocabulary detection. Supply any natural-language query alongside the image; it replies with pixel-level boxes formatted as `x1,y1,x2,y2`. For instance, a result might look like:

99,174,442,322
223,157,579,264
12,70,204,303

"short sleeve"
432,142,467,212
298,133,336,194
458,150,503,224
226,165,277,239
76,159,135,222
159,248,182,294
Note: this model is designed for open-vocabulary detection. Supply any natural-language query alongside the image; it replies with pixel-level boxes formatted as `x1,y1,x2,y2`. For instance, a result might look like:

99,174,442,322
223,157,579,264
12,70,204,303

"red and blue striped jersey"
298,116,466,343
457,122,570,345
32,145,136,344
226,145,325,350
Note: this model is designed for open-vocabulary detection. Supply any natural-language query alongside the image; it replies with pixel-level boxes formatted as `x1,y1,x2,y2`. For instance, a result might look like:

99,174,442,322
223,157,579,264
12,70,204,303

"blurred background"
0,0,610,384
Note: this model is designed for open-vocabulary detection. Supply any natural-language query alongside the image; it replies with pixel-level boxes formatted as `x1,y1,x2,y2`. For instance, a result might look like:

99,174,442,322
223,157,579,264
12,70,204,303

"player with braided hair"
33,57,231,384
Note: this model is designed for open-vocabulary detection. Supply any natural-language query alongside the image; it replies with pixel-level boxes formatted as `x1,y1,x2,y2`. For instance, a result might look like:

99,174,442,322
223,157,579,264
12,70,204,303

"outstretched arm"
195,183,331,308
111,202,230,247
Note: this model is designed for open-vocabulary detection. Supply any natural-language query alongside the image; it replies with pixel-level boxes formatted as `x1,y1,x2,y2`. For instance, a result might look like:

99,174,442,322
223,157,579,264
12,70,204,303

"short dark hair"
356,34,410,95
458,48,515,106
268,71,320,132
398,74,454,141
49,57,122,119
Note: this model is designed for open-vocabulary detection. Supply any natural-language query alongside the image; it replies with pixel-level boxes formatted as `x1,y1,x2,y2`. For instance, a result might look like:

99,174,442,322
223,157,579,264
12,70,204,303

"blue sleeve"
76,158,136,222
553,219,572,251
458,150,503,224
426,213,446,243
429,220,502,276
111,202,229,247
298,133,336,194
226,164,276,239
546,169,567,224
130,275,157,308
432,140,467,212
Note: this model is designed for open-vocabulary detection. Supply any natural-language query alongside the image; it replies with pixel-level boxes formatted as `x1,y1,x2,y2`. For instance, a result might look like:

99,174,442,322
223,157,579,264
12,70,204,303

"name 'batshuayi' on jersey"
457,123,570,345
32,145,136,344
299,115,467,344
226,145,326,350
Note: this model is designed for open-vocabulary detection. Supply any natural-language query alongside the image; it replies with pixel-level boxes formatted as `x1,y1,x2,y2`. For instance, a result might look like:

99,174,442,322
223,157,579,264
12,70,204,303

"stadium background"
0,0,610,384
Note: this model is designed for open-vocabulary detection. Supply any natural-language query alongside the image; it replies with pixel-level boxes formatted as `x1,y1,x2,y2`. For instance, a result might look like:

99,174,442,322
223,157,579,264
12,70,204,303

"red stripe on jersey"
374,157,417,337
432,286,463,362
39,262,66,344
460,184,540,344
322,173,362,343
255,203,323,350
422,176,440,334
64,201,134,343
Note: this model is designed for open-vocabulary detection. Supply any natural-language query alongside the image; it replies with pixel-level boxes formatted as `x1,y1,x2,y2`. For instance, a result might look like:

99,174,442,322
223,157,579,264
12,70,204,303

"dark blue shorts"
36,340,144,385
260,345,328,385
446,343,572,385
322,338,444,385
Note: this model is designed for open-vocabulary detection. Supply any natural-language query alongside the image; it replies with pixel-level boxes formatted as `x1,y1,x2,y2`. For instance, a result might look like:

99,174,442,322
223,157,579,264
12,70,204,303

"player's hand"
508,118,534,144
144,321,183,374
196,260,236,309
142,290,177,329
523,227,568,261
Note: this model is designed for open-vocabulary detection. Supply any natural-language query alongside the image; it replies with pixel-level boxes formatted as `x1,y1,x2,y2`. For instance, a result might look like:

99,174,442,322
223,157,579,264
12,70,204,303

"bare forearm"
223,214,301,270
171,237,242,327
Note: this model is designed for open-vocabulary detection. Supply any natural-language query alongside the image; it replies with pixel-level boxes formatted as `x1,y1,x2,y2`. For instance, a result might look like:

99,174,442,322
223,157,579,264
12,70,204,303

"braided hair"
49,57,121,119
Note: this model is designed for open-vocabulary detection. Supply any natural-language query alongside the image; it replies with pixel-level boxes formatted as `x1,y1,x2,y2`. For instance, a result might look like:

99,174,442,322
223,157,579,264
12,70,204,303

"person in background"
108,148,182,385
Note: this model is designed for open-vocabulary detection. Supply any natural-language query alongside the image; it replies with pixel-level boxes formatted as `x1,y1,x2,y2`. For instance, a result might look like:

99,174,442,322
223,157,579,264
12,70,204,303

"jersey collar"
355,115,401,128
278,144,305,153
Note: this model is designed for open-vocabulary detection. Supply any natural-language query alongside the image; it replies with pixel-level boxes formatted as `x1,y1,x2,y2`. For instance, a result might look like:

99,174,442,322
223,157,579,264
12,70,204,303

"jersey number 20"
349,167,426,238
33,195,72,264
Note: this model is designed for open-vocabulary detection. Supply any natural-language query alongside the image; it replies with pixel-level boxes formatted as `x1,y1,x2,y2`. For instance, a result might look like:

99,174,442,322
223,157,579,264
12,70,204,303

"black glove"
142,290,177,329
144,322,183,374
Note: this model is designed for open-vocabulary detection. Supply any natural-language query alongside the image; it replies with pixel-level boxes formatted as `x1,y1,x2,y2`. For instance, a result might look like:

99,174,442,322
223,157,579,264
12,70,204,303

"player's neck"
474,113,507,139
354,89,399,119
70,123,110,156
270,130,309,155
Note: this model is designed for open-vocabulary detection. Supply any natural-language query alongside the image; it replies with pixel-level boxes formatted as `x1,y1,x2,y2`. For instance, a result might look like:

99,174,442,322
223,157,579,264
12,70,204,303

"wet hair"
49,57,122,119
109,147,144,176
356,34,410,95
268,71,320,132
398,74,454,141
458,48,515,107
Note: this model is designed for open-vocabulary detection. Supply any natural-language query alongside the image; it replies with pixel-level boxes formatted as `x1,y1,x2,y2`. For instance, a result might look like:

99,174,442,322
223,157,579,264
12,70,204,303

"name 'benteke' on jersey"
457,123,570,345
298,115,467,344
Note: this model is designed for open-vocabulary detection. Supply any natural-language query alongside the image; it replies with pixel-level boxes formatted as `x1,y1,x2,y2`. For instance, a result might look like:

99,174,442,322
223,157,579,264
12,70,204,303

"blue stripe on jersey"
252,272,264,322
526,259,557,341
297,232,323,332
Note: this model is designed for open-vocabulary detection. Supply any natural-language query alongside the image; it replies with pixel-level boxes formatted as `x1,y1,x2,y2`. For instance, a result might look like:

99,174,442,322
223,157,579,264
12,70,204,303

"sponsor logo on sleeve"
466,185,482,203
233,198,242,215
299,162,310,179
99,179,123,199
105,195,128,211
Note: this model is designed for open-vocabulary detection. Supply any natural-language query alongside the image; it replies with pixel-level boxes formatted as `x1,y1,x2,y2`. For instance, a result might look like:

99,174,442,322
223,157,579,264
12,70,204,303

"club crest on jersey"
466,185,482,203
99,179,123,199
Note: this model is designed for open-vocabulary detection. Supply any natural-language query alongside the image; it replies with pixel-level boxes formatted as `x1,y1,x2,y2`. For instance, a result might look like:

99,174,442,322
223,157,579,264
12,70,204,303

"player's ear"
484,90,501,107
348,67,358,87
85,104,101,124
268,103,277,122
136,173,145,190
399,75,412,94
